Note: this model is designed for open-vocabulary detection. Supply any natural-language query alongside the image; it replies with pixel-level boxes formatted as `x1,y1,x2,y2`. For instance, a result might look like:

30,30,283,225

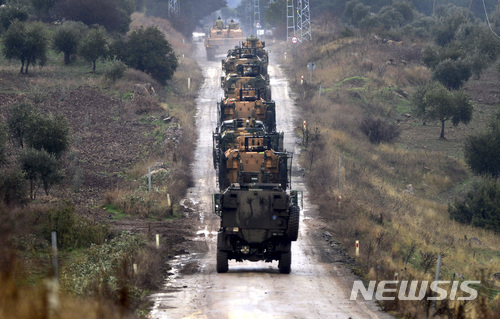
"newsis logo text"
350,280,480,301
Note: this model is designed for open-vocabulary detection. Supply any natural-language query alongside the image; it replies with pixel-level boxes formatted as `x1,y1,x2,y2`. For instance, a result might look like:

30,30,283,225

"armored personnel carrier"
205,18,245,61
213,185,300,274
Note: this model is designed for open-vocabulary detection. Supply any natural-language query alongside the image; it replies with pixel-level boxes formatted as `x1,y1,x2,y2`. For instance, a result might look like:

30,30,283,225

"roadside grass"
280,30,500,317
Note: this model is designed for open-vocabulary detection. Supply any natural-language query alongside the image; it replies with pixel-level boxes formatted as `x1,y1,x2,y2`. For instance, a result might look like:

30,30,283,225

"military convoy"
212,32,301,274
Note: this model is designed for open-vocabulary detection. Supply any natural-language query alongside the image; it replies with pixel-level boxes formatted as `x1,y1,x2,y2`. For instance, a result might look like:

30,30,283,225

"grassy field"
278,28,500,317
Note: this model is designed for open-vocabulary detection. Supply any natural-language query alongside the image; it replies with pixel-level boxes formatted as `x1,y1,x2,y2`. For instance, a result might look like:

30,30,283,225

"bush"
0,169,27,206
64,232,144,296
360,117,400,144
104,59,127,83
448,178,500,233
465,116,500,177
44,201,110,250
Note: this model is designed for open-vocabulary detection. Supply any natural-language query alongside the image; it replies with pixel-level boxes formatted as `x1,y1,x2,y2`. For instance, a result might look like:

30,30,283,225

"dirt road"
149,40,393,319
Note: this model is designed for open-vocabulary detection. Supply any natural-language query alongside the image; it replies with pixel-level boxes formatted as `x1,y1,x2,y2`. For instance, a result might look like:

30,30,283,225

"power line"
482,0,500,39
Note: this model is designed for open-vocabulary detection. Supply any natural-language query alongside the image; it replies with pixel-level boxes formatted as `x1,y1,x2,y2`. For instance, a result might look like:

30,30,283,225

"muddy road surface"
149,41,393,319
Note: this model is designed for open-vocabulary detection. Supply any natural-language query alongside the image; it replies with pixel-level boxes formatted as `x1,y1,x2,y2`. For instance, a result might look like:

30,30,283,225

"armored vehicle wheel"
288,205,300,241
278,252,291,274
217,250,228,273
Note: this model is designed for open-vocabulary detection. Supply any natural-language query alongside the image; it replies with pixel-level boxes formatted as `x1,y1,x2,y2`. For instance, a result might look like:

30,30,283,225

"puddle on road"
194,225,218,241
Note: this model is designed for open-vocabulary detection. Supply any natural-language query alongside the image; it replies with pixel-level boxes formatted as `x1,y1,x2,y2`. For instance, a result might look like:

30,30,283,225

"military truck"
213,185,300,273
218,88,276,131
205,18,245,61
222,74,271,102
213,120,283,171
215,132,290,191
227,35,269,65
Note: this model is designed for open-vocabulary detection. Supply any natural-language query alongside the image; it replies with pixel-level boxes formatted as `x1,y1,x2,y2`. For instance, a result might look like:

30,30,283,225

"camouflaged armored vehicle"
212,119,283,170
222,74,271,102
205,18,245,61
213,185,300,274
218,88,276,131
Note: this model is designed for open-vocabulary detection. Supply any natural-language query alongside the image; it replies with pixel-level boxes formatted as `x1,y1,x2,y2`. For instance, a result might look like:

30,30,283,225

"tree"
1,21,49,74
26,113,70,158
344,0,370,27
7,101,35,148
53,20,87,65
79,26,108,72
53,0,132,33
412,82,473,139
113,26,177,85
432,58,471,90
19,148,63,199
464,116,500,177
449,178,500,233
0,2,29,31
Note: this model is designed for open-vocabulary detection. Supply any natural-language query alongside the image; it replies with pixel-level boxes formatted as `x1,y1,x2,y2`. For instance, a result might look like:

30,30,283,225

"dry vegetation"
0,15,201,318
277,26,500,317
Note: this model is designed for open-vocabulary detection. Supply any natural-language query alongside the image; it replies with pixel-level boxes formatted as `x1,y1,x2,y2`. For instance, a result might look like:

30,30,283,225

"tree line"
1,1,178,84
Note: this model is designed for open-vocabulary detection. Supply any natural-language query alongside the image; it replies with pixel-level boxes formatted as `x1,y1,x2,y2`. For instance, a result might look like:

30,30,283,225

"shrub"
448,178,500,233
104,59,127,83
0,169,27,206
360,117,400,144
464,115,500,177
44,201,110,250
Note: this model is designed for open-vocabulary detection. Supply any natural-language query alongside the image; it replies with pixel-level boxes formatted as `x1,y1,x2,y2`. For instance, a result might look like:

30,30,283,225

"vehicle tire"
278,252,291,274
287,205,300,241
217,250,229,273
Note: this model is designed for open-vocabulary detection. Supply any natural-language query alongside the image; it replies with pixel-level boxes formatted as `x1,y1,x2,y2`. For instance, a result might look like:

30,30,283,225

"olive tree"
1,20,49,74
26,113,70,158
112,26,177,85
79,26,108,72
7,101,35,148
19,148,63,199
53,20,87,65
412,82,473,139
